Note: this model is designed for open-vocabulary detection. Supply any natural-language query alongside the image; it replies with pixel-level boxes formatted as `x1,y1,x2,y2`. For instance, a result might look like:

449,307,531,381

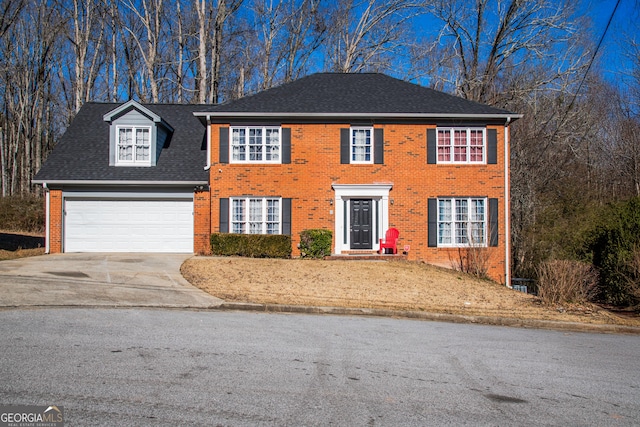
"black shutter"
340,128,350,164
487,129,497,164
219,127,229,164
374,128,384,164
428,198,438,247
489,198,498,247
219,198,229,233
427,129,437,164
282,198,292,235
282,128,291,164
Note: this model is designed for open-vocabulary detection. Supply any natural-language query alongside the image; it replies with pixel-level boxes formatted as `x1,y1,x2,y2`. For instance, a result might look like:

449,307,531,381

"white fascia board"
31,180,208,186
193,111,523,121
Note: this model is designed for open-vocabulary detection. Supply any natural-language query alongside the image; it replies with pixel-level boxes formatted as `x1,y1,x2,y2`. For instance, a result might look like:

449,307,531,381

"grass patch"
181,257,640,326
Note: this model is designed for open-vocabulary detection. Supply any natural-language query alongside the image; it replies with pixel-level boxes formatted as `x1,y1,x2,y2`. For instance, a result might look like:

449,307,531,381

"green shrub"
0,195,45,233
210,233,291,258
299,229,332,259
586,197,640,306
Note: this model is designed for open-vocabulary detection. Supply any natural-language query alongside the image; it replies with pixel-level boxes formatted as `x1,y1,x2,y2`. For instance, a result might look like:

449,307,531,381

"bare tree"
282,0,327,82
249,0,327,90
425,0,586,105
121,0,166,102
325,0,419,73
64,0,107,113
0,0,25,39
195,0,209,103
210,0,243,103
0,1,62,195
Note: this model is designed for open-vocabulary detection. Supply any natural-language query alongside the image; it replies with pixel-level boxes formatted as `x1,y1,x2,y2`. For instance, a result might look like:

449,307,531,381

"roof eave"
193,111,522,121
32,180,208,186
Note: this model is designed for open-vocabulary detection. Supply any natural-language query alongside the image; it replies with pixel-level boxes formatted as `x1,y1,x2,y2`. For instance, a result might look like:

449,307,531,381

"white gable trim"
103,100,174,132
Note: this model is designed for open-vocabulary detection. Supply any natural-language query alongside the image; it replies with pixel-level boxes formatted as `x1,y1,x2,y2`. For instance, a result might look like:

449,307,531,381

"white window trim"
437,197,488,247
230,197,282,234
115,125,152,166
350,126,374,164
437,127,486,164
230,126,282,164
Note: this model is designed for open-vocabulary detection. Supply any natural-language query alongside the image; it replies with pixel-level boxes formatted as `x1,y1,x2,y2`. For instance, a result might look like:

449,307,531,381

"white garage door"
64,198,194,252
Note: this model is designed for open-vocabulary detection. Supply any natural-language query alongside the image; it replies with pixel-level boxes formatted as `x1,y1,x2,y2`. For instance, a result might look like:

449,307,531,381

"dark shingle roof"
203,73,517,116
33,103,208,183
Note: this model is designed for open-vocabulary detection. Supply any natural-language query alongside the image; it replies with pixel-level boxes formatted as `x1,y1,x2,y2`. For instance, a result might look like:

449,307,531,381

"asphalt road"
1,308,638,426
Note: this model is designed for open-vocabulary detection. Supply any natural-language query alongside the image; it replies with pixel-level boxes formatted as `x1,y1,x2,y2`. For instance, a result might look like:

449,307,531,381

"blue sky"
584,0,638,83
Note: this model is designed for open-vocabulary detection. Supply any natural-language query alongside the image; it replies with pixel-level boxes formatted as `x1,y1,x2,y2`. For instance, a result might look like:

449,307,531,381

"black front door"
350,199,373,249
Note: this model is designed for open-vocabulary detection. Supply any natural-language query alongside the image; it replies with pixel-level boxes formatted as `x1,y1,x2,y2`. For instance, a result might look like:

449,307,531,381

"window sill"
113,163,153,167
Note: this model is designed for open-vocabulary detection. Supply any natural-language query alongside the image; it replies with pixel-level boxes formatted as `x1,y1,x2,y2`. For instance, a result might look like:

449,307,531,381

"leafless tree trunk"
250,0,327,89
209,0,242,104
122,0,165,102
325,0,418,73
196,0,209,103
283,0,327,83
0,1,62,195
68,0,106,113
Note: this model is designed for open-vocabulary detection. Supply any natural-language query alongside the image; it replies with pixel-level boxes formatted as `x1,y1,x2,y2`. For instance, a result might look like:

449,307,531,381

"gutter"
31,180,209,186
43,183,50,254
504,118,511,287
204,114,212,170
193,111,524,121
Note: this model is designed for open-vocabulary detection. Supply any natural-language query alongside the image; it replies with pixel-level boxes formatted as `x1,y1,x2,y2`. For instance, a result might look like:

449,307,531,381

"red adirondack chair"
379,228,399,254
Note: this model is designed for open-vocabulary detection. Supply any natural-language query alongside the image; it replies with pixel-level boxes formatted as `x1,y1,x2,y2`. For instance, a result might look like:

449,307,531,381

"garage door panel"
64,198,193,253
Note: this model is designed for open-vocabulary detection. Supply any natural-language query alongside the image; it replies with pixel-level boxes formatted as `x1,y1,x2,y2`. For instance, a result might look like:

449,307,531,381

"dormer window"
117,126,151,165
104,100,174,168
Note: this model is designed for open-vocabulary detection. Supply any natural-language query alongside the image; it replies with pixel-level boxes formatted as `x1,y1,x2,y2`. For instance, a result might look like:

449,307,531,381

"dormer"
103,100,174,167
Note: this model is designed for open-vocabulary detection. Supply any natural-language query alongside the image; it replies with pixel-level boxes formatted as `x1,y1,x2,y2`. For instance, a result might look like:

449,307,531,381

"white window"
438,198,486,246
231,126,281,163
351,127,373,163
117,126,151,165
437,128,485,163
231,197,281,234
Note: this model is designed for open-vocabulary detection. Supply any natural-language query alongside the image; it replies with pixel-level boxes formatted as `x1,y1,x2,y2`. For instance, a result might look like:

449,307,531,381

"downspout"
43,183,50,254
504,118,511,287
204,115,212,171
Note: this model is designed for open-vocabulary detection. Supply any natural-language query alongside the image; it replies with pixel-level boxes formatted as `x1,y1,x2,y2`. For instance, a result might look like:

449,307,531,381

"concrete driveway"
0,253,223,308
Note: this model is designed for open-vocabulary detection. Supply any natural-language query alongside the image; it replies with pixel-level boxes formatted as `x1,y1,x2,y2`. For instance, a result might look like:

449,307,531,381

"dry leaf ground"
181,257,640,327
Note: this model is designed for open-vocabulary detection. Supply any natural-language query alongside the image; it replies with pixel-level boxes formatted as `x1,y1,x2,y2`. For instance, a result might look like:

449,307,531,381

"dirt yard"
181,257,640,327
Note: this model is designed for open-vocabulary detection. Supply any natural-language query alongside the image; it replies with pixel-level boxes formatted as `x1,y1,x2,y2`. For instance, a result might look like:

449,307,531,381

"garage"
63,197,194,253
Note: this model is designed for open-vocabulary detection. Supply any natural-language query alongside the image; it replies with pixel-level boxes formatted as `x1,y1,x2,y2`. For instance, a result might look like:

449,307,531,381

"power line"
566,0,621,113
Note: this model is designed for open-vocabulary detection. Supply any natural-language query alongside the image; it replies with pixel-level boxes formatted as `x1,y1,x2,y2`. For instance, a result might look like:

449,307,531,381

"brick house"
33,73,520,283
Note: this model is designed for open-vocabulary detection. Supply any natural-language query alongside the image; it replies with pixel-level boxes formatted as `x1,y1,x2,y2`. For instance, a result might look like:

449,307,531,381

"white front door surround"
332,183,392,253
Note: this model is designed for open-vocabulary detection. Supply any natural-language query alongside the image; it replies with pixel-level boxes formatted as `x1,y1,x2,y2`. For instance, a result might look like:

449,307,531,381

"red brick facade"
207,122,511,283
194,188,212,254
